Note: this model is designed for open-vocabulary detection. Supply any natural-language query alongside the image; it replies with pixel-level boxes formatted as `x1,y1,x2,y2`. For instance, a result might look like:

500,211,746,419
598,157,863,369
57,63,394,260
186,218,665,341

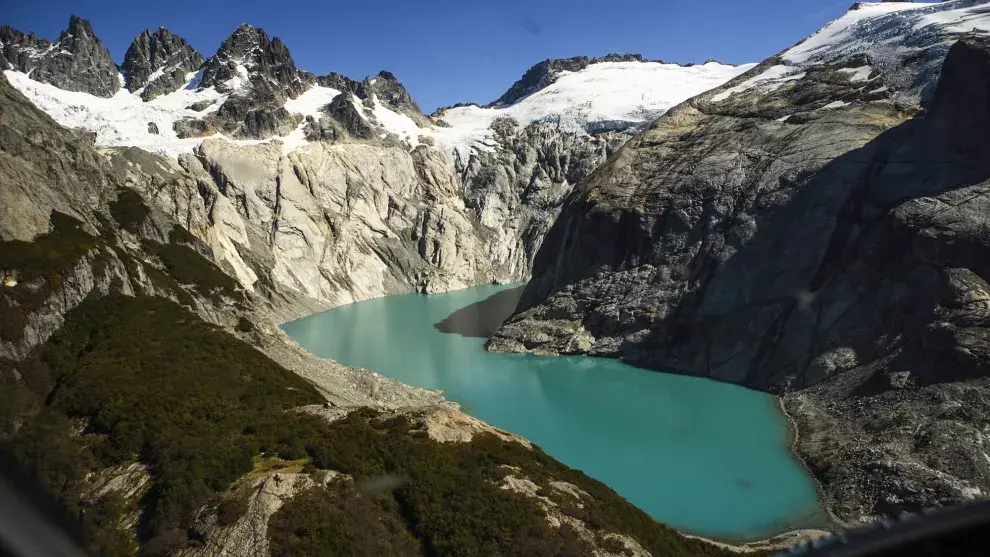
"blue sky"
3,0,924,112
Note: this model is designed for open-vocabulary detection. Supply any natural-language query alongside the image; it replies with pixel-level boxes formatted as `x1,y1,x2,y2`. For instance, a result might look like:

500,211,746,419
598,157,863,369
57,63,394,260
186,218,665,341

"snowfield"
434,61,754,160
5,57,753,162
783,0,990,66
282,84,341,118
3,69,261,158
711,65,804,102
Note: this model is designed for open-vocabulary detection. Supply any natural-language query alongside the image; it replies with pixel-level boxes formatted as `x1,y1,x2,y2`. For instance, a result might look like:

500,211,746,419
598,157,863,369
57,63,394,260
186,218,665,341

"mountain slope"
490,0,990,522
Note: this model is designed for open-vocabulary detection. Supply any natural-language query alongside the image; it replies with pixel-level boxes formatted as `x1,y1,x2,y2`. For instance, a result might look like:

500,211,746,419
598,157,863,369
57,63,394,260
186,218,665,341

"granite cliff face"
491,0,990,523
457,118,628,279
123,121,625,307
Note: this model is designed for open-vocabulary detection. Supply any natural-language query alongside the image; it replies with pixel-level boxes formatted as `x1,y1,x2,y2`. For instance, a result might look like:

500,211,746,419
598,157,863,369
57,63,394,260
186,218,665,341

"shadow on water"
433,285,525,338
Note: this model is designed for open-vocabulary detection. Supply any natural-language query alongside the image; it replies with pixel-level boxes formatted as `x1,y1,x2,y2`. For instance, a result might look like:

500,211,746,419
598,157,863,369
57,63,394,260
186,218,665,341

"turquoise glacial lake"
282,284,823,539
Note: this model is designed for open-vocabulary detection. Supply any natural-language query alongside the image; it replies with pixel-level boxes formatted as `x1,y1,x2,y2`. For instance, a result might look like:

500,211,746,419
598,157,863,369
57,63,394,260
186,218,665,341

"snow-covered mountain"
434,59,753,161
710,0,990,107
0,15,759,308
1,16,751,163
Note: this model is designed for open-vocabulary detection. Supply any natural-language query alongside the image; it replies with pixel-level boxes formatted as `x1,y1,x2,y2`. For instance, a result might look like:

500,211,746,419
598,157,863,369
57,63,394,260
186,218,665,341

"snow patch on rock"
711,65,805,102
283,84,341,118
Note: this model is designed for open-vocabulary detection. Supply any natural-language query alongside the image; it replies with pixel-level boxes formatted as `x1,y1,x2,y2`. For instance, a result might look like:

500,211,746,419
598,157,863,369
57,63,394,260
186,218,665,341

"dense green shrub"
267,411,733,557
108,188,149,233
43,293,321,540
268,480,421,557
0,376,136,557
79,493,141,556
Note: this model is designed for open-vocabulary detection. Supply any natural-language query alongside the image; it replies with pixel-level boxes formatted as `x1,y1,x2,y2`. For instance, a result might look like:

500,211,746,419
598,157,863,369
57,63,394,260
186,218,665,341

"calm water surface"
282,284,823,539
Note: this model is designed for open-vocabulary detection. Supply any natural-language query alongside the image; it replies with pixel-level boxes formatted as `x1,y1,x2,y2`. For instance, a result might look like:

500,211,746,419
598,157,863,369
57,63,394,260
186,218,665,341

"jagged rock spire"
122,27,204,100
197,23,304,100
0,15,119,97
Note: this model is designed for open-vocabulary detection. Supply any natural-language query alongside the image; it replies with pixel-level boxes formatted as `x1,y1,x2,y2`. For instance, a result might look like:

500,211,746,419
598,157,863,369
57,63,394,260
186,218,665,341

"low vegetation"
0,293,321,555
42,294,320,547
0,371,137,556
269,480,421,557
267,410,737,557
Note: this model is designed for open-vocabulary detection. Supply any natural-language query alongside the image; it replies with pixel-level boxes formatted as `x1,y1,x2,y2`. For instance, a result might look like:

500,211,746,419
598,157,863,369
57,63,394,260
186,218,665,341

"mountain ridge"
1,15,742,130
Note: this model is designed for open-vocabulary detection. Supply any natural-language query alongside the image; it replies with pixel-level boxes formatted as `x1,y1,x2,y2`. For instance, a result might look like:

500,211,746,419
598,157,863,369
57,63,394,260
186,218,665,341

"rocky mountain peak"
173,24,307,139
0,26,51,71
121,26,204,100
197,23,304,100
316,71,361,94
0,15,119,97
63,14,95,39
358,70,422,116
928,36,990,160
313,69,424,120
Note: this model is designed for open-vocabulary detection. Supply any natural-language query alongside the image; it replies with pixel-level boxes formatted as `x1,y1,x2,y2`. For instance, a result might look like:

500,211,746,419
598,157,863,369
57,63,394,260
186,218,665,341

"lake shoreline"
684,528,831,553
777,396,844,530
686,396,839,551
283,284,829,544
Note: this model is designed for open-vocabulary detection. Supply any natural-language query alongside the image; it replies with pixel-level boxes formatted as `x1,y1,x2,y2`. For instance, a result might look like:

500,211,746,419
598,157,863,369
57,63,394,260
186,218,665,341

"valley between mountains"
2,1,990,555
